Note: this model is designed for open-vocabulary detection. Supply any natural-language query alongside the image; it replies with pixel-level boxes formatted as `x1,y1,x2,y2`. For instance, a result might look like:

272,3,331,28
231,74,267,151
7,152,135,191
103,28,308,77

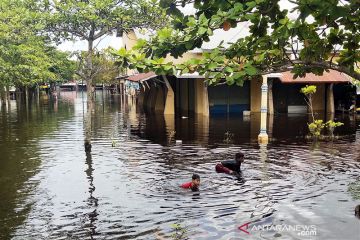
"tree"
75,48,119,86
49,50,77,84
0,0,65,104
112,0,360,86
42,0,167,153
44,0,168,102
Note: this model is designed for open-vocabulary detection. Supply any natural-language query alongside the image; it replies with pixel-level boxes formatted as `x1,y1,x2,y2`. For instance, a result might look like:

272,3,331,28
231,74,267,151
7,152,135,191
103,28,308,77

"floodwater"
0,91,359,240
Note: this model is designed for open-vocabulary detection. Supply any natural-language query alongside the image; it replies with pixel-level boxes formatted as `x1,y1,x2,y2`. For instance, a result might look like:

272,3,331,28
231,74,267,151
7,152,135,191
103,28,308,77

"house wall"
122,31,138,50
122,31,138,76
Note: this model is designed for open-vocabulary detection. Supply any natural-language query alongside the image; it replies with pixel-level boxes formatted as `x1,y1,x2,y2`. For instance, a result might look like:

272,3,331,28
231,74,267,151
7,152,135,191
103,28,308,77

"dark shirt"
221,160,241,173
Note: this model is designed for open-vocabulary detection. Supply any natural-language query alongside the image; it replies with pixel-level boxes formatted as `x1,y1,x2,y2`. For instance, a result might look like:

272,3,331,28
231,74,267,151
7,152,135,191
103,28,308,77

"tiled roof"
126,72,157,82
279,70,351,84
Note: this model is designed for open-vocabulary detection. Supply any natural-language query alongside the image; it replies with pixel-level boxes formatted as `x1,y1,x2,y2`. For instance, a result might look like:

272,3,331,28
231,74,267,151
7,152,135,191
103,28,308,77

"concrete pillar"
163,75,175,115
147,82,157,112
154,85,164,112
258,75,269,144
194,79,209,116
180,79,189,117
137,85,145,107
251,78,262,113
326,83,335,114
268,79,274,115
312,84,325,113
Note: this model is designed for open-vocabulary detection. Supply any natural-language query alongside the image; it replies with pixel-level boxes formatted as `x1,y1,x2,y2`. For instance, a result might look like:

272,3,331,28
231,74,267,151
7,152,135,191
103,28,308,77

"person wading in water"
215,152,244,175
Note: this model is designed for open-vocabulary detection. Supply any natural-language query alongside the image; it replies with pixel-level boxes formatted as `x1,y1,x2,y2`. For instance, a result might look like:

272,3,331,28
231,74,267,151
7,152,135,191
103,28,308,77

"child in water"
216,152,244,175
181,174,200,191
355,205,360,219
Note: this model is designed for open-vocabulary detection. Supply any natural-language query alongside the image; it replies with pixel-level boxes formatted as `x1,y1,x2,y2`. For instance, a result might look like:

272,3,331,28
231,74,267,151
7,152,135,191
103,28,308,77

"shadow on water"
0,91,359,240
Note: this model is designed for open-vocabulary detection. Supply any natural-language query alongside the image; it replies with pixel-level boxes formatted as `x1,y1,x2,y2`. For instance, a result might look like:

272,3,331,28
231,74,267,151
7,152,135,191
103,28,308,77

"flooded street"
0,91,359,240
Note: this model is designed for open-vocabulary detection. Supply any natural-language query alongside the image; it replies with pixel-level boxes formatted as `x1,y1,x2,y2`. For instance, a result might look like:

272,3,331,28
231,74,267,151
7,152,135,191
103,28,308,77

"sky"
57,34,123,52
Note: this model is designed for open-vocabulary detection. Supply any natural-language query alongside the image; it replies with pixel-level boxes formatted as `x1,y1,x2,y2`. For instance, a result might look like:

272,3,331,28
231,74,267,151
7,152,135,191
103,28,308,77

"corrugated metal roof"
279,70,351,84
126,72,157,82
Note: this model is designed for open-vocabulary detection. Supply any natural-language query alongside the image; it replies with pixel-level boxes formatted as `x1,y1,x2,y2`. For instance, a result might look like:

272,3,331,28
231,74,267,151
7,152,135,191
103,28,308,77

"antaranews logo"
238,222,317,237
238,222,251,234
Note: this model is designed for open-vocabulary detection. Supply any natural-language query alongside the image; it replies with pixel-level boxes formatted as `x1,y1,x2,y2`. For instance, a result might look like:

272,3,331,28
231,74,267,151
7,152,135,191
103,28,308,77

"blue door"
208,82,250,115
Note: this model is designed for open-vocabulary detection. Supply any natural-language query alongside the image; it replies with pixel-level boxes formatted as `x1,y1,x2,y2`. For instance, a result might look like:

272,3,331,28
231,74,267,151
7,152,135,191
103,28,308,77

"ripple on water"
2,97,360,240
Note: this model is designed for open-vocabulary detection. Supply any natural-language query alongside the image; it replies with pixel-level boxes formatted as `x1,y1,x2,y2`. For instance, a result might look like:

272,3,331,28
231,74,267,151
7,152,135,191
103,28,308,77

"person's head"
355,205,360,219
191,174,200,190
235,152,244,164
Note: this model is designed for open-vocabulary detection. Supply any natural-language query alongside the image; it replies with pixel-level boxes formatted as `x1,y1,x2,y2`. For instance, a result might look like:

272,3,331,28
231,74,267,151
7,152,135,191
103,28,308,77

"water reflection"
0,96,74,239
0,92,359,240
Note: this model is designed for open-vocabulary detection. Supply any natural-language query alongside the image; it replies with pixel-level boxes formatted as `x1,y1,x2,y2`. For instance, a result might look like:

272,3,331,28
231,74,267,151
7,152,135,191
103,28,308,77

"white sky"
57,34,123,52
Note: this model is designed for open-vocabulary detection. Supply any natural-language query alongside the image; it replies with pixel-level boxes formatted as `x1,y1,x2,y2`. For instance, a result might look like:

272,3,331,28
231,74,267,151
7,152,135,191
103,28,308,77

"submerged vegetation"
301,85,344,139
170,223,189,240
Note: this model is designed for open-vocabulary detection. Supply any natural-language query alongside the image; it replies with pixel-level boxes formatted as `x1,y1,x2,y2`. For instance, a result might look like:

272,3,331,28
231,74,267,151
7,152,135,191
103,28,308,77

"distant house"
121,29,354,118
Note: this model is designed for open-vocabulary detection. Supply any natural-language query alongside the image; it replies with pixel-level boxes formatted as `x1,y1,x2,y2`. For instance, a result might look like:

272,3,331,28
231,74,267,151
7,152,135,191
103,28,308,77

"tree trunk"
86,39,94,103
5,85,10,112
25,86,29,109
5,85,10,102
84,100,93,153
84,26,96,153
36,84,40,105
0,85,6,106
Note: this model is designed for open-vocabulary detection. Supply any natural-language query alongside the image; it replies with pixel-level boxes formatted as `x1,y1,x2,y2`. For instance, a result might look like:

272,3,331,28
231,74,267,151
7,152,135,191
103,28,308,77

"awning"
126,72,157,82
278,70,351,84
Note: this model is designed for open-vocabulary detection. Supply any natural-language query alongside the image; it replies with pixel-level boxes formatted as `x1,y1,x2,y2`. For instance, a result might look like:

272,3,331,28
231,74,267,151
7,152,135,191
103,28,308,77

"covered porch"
251,70,353,115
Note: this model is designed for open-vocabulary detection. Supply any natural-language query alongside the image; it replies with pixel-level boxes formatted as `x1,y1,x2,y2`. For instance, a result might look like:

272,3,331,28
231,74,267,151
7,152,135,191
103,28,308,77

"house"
121,29,354,120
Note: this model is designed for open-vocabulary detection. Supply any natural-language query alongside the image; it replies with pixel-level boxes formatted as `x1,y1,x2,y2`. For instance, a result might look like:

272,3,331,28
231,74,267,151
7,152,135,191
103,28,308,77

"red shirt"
181,182,193,189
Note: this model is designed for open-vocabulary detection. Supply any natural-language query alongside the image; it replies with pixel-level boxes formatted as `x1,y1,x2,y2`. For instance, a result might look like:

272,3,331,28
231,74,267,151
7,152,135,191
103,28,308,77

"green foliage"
326,120,344,137
348,180,360,200
307,120,344,139
300,85,317,96
42,0,168,100
308,120,325,138
326,120,344,129
0,0,74,90
114,0,360,85
80,48,119,85
300,85,343,139
170,223,189,240
49,50,77,83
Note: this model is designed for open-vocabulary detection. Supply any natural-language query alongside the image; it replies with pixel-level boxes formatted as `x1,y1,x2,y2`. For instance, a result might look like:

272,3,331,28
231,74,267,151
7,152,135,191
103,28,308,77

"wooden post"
326,83,335,114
